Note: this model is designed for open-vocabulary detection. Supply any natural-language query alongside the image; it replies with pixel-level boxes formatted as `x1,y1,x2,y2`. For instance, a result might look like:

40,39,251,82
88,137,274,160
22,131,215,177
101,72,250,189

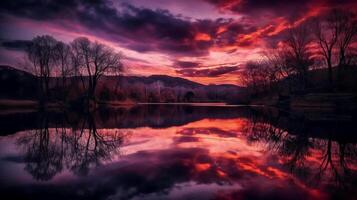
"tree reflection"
16,112,128,180
68,114,125,176
16,113,63,181
312,138,357,189
242,114,357,189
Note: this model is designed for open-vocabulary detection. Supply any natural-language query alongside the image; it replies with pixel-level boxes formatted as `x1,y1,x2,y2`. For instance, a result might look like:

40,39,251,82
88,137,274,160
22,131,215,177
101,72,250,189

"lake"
0,104,356,200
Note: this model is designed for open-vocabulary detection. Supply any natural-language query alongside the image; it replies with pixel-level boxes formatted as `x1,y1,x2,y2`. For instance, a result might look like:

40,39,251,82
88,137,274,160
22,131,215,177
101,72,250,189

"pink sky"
0,0,356,85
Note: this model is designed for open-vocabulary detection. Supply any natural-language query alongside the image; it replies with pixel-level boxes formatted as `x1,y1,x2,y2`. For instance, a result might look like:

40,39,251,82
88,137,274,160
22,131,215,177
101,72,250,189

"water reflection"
176,117,356,198
16,112,128,180
0,105,356,200
0,105,251,135
242,113,357,191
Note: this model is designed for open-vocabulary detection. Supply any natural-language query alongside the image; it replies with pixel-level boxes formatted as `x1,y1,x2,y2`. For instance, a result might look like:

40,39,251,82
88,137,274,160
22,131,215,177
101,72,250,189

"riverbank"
250,93,357,111
0,99,232,113
0,99,138,113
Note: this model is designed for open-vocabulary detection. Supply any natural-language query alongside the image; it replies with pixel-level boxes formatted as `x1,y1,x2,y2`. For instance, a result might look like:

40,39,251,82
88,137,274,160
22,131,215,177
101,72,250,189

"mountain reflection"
0,105,356,200
0,105,252,135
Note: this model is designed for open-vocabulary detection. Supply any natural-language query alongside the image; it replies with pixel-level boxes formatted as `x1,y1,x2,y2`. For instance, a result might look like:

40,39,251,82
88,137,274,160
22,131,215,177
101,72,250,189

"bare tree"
313,12,339,87
70,41,86,94
54,41,72,101
264,50,289,79
55,42,72,84
333,10,357,67
27,35,58,105
241,60,273,95
263,49,296,94
71,37,123,103
345,46,357,66
71,37,91,94
285,24,314,90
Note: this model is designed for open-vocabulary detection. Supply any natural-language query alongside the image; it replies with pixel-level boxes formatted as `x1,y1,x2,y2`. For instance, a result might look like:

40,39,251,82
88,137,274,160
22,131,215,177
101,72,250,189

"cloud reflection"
0,106,356,199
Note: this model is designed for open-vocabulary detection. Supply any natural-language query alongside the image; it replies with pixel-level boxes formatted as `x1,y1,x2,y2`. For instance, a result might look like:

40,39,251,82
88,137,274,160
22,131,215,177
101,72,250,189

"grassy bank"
249,92,357,111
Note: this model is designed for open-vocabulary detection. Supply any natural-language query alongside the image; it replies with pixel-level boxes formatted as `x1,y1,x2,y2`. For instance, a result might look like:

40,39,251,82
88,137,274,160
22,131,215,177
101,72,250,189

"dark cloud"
234,0,311,20
0,0,251,57
110,8,242,56
172,135,201,144
0,40,32,51
0,0,104,20
206,0,357,22
0,0,264,60
1,0,356,75
174,60,201,68
215,22,255,49
205,0,312,21
176,66,239,77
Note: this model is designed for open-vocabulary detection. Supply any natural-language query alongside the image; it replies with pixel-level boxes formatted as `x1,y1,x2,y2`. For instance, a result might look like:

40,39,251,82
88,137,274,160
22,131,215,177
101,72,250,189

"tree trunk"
327,59,333,91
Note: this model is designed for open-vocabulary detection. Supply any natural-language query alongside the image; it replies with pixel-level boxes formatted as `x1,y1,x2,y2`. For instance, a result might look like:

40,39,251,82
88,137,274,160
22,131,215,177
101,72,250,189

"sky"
0,0,356,85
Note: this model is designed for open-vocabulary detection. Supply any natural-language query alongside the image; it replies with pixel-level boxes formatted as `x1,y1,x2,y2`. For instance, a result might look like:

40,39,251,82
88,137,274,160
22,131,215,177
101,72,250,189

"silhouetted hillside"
0,65,37,99
0,65,245,103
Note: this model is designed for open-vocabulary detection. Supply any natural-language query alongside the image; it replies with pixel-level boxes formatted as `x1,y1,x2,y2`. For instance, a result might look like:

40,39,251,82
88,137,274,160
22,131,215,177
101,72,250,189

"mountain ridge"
0,65,245,103
0,65,242,89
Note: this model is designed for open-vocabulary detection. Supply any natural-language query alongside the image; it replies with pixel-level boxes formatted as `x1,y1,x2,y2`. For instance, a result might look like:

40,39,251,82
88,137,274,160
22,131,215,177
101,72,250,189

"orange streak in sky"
195,163,211,172
217,26,227,34
195,32,212,41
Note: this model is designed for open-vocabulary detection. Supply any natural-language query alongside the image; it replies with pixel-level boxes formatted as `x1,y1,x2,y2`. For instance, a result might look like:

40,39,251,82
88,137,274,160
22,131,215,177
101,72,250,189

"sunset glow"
0,1,357,199
1,0,356,85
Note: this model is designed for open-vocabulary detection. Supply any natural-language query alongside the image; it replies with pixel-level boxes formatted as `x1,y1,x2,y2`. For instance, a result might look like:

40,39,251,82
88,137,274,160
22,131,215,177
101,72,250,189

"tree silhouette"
313,12,339,88
27,35,58,105
54,41,73,101
70,37,123,105
285,24,314,90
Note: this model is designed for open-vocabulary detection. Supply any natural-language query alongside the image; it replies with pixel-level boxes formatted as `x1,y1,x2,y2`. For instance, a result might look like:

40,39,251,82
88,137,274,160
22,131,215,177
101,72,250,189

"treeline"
25,35,122,107
13,36,241,106
241,9,357,98
96,77,241,103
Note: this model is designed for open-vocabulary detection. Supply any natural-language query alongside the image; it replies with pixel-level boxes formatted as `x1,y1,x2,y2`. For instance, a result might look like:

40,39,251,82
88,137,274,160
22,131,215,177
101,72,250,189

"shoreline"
0,99,236,113
1,93,356,114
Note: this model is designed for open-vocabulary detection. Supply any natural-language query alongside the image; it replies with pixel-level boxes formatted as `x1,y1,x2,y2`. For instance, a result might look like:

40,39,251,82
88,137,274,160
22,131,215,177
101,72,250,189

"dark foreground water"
0,105,356,200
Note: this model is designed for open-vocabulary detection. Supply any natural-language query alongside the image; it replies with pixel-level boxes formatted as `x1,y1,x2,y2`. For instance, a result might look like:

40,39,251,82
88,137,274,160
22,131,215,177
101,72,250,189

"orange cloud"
195,163,211,172
216,26,228,34
195,32,212,41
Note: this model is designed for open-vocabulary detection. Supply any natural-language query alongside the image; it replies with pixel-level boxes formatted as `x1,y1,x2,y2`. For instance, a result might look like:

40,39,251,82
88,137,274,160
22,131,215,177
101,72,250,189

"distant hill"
0,65,37,99
0,65,245,103
0,65,34,77
120,75,204,88
103,74,241,90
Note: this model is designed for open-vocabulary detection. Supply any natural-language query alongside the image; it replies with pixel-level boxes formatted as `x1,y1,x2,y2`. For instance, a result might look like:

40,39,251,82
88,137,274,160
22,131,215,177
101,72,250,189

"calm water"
0,105,356,200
